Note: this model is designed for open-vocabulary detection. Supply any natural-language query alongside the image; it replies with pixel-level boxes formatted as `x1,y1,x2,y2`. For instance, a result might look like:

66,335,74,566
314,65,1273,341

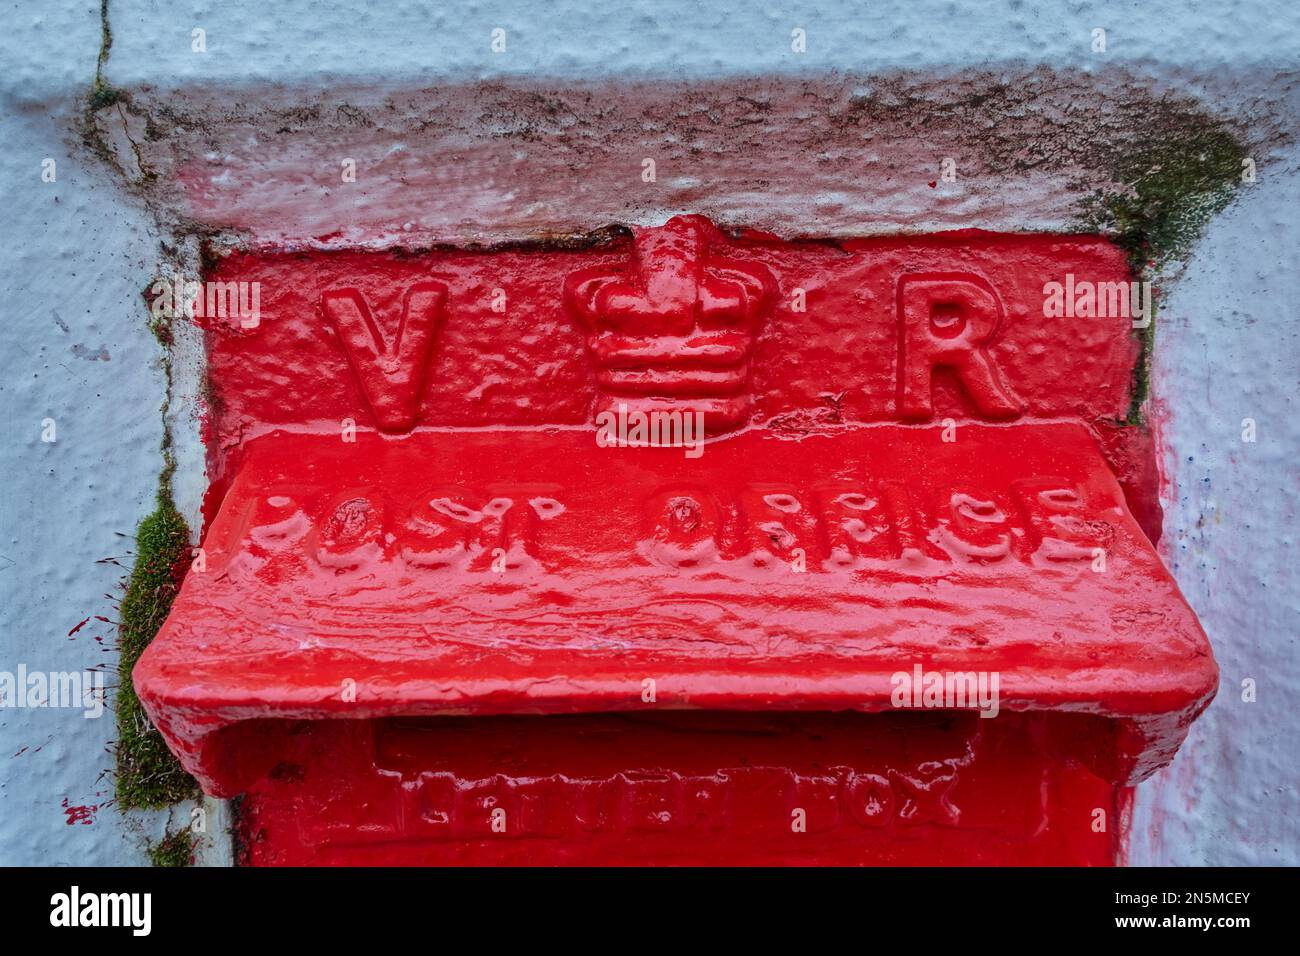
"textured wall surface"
1129,144,1300,865
102,0,1300,80
0,78,167,866
1,0,1296,865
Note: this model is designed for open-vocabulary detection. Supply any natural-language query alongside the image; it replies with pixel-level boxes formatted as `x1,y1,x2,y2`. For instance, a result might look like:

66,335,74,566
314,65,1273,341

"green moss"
94,0,113,95
115,474,198,810
1078,122,1247,423
1125,300,1156,425
87,0,121,113
80,0,125,171
146,828,196,867
1081,126,1246,274
88,84,120,111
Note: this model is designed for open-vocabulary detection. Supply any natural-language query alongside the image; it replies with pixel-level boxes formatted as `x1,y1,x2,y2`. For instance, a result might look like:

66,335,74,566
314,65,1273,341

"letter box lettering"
897,273,1022,421
320,282,447,432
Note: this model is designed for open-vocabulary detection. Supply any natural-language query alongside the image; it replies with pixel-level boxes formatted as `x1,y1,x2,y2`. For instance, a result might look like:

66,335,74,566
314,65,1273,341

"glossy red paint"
238,713,1123,866
137,423,1213,792
136,217,1215,865
197,221,1137,467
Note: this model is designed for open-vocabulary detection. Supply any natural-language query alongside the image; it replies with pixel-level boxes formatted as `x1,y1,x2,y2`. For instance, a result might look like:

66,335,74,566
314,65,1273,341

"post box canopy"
134,422,1215,796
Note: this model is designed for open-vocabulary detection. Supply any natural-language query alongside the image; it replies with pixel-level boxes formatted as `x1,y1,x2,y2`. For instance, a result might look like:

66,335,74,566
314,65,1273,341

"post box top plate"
134,422,1215,796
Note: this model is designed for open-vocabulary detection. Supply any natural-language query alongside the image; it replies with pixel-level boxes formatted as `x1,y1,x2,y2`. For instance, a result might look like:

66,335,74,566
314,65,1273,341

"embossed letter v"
320,282,448,433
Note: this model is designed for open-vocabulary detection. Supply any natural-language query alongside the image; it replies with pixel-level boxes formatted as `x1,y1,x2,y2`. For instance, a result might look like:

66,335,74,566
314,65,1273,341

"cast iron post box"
135,217,1216,865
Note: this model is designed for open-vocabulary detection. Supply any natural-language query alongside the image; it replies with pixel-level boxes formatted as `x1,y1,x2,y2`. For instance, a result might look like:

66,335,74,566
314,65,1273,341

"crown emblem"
563,216,776,435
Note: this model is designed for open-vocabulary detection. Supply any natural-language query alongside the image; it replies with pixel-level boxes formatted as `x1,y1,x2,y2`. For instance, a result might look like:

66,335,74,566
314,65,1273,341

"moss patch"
115,475,198,809
93,0,113,102
147,827,196,867
80,0,124,170
1080,125,1247,275
1077,119,1248,423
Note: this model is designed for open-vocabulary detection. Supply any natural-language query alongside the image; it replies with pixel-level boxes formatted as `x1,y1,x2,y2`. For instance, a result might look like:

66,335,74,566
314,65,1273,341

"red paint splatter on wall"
62,798,99,825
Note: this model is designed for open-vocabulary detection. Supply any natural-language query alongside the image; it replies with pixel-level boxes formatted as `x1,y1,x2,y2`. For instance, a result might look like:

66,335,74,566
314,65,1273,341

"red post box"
135,217,1216,865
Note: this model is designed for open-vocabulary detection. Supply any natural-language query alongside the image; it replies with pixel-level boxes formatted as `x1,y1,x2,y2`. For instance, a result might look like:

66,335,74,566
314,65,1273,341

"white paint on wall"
1130,143,1300,866
0,94,169,864
101,0,1300,85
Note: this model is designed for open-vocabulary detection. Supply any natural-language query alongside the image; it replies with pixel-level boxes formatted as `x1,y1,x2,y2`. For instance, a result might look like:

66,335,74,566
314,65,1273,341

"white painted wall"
2,0,1295,865
104,0,1300,81
0,18,169,862
1129,143,1300,865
